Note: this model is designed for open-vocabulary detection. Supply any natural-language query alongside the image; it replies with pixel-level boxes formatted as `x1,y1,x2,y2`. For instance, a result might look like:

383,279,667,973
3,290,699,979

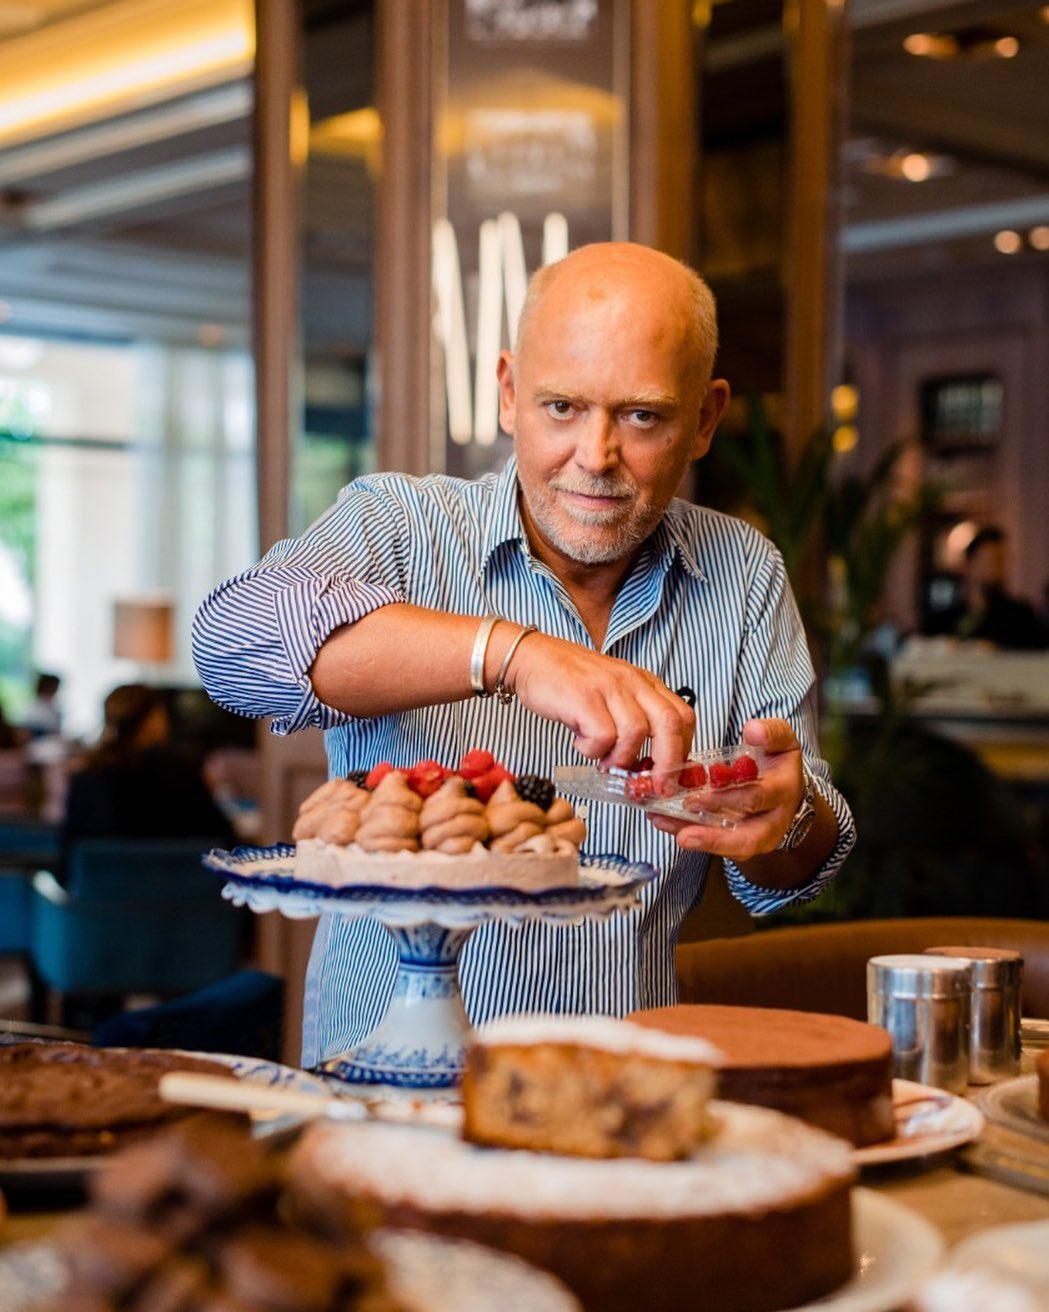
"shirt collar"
482,455,707,583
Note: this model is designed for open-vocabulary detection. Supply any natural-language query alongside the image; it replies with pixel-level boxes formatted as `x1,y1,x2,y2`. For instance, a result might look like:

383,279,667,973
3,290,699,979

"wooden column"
252,0,325,1064
374,0,435,475
784,0,847,463
629,0,696,259
253,0,300,551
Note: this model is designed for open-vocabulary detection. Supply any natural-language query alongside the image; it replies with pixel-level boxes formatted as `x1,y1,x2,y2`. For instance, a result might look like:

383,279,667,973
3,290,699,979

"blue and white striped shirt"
193,456,855,1066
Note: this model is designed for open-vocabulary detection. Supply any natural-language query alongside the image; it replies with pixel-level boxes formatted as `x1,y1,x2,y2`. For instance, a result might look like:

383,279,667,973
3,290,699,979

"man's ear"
691,378,730,460
497,351,517,436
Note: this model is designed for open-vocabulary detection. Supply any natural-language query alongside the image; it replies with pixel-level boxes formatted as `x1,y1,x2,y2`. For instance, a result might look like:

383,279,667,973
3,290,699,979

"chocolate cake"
0,1043,238,1160
630,1004,896,1147
292,1106,856,1312
1038,1049,1049,1122
462,1016,721,1160
57,1117,406,1312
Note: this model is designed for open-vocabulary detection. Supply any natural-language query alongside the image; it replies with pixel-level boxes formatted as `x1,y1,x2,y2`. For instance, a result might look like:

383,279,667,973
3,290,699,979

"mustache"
549,474,637,500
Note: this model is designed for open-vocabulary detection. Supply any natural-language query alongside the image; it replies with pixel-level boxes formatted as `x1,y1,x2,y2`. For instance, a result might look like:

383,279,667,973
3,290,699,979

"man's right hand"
505,631,695,772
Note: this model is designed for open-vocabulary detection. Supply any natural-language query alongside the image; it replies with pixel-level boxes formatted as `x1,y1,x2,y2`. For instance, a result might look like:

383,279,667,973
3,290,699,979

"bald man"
194,243,855,1069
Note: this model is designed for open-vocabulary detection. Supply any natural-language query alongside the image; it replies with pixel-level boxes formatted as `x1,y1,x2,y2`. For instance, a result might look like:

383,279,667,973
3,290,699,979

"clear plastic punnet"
554,745,766,830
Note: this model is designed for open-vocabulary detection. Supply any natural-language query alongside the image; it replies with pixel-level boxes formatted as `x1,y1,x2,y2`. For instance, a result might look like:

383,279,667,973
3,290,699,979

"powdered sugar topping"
297,1102,854,1221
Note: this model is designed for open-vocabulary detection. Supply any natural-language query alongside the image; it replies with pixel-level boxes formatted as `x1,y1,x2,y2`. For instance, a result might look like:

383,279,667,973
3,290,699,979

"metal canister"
867,954,972,1093
925,945,1023,1084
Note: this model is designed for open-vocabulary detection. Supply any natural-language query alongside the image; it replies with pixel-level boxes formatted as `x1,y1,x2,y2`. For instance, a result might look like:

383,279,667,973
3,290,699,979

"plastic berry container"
553,745,766,830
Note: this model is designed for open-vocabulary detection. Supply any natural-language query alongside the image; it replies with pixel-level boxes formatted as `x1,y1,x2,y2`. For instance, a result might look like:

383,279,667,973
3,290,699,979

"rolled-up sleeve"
191,477,410,734
722,543,856,914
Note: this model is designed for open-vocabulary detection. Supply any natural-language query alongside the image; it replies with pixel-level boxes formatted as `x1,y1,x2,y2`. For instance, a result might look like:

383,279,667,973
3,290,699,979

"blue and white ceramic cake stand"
203,845,656,1094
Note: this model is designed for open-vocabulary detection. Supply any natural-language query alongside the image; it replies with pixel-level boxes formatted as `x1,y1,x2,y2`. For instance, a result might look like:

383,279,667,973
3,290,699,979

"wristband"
470,615,501,697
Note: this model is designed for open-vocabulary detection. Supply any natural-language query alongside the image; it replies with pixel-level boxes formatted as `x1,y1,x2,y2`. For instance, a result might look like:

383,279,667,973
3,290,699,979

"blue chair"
0,817,59,955
93,970,284,1061
30,838,244,1000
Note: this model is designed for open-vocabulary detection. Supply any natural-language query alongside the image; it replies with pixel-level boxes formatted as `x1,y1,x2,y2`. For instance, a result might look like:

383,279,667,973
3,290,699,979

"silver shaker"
867,954,972,1092
925,945,1022,1084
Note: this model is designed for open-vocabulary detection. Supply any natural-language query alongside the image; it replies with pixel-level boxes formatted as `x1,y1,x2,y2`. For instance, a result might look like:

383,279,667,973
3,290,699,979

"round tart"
291,1104,856,1312
630,1004,896,1147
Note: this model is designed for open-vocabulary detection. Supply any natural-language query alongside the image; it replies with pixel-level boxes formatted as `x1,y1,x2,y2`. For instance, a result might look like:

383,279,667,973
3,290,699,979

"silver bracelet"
493,625,538,706
470,614,502,697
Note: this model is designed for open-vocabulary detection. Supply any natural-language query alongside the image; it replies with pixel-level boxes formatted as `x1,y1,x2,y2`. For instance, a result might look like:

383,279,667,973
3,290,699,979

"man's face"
498,274,726,566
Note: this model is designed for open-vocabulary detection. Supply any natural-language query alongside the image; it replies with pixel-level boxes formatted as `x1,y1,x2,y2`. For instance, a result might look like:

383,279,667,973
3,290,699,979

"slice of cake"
629,1004,896,1147
461,1015,722,1161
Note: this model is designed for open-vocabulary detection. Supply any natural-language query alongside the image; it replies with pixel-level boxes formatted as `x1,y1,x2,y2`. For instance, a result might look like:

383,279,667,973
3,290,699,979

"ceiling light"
994,35,1019,57
901,153,932,182
860,149,952,183
1029,226,1049,251
832,425,859,454
993,230,1022,254
831,384,859,421
903,32,957,57
0,0,253,149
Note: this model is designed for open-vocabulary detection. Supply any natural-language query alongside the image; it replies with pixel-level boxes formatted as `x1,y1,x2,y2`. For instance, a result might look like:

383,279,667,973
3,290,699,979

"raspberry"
630,755,655,773
472,764,513,803
408,759,446,798
514,775,555,810
625,775,654,802
678,764,707,789
708,762,735,789
731,754,759,784
365,762,396,790
346,770,369,788
458,749,495,780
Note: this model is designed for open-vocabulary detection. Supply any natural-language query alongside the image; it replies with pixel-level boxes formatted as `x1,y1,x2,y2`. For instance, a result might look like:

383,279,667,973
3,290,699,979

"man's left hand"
647,718,803,861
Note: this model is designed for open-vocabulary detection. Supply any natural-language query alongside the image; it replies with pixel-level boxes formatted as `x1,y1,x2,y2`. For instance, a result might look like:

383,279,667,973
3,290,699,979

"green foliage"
0,438,38,710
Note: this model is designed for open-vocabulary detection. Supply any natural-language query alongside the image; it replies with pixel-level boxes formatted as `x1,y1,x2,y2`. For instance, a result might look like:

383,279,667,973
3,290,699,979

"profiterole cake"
291,1104,856,1312
462,1015,722,1161
293,752,587,892
630,1004,896,1147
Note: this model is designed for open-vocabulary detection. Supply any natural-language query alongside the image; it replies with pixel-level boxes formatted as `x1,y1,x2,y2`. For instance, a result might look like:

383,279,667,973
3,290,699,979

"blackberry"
514,775,555,810
346,769,369,789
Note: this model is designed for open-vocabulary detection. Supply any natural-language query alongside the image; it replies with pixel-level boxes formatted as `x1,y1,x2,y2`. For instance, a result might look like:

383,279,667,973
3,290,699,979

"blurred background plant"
700,398,1045,923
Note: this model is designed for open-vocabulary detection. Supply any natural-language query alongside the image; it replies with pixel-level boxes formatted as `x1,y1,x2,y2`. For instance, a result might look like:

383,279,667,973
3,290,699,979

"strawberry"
365,762,396,790
731,754,759,784
472,764,513,803
625,775,654,802
678,763,707,789
458,749,495,780
708,762,735,789
408,759,446,798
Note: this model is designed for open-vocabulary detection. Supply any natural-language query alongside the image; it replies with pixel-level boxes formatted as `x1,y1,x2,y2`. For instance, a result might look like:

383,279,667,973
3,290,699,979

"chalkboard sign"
920,373,1002,454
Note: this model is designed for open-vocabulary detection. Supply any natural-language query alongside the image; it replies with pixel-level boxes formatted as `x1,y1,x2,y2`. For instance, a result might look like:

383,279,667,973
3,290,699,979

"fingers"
668,815,783,861
743,717,798,754
637,684,695,771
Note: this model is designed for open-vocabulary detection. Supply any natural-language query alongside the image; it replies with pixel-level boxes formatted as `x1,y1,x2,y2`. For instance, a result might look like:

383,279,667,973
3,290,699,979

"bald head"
515,242,719,385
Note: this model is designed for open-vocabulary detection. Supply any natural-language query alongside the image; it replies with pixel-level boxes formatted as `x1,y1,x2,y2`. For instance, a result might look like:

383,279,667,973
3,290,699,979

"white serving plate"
854,1079,984,1166
790,1189,944,1311
976,1074,1048,1145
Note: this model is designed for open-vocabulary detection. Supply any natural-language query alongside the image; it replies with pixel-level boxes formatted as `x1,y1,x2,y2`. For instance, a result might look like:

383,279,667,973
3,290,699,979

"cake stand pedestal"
203,846,656,1092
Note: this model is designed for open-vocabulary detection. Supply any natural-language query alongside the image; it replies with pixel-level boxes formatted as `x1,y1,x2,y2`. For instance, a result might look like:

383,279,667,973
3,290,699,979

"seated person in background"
20,672,63,738
61,684,234,865
954,527,1046,650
